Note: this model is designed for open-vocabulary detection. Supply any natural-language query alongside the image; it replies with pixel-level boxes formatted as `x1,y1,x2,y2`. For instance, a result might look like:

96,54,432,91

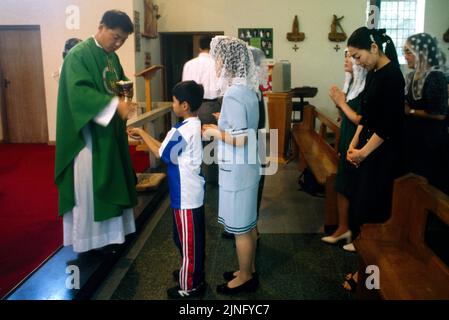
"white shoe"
321,230,352,244
343,242,356,252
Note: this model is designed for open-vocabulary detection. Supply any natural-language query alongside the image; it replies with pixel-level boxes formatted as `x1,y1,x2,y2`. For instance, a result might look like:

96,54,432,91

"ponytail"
348,27,399,67
378,30,399,68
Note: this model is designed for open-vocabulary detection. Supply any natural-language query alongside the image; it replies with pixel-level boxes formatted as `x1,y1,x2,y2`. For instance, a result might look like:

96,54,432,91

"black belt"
203,98,218,102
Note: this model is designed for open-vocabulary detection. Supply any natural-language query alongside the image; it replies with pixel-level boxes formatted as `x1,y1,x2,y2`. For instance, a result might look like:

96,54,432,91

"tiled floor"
258,161,325,234
97,162,358,300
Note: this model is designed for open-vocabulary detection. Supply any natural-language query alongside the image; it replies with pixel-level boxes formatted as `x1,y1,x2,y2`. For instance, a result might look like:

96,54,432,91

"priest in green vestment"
55,10,138,253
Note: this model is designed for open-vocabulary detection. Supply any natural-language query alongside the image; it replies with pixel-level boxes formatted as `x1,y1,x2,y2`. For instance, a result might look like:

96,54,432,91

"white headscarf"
404,33,446,100
342,48,368,101
209,36,258,95
347,61,368,101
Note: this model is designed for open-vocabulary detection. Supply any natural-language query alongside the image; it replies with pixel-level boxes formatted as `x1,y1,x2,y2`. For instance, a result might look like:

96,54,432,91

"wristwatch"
410,109,416,115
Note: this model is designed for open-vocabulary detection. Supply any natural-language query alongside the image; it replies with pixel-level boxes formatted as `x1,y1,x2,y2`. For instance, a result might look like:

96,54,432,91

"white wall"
1,0,447,141
155,0,367,120
425,0,449,54
151,0,449,119
0,0,135,141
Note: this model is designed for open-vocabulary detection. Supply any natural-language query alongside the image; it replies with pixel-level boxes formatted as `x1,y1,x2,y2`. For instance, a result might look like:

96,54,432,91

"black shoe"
223,271,258,281
167,282,207,299
216,277,259,295
172,269,180,282
222,231,235,239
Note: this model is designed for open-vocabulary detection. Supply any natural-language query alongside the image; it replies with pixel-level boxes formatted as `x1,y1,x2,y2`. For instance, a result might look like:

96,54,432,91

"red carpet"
0,143,149,298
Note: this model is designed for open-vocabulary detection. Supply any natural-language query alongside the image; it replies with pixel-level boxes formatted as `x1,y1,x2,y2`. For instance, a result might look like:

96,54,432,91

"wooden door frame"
0,66,7,143
159,31,224,101
0,25,48,143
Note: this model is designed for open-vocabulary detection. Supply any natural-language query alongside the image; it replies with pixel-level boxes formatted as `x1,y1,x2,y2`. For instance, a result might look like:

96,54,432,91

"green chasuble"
55,37,137,222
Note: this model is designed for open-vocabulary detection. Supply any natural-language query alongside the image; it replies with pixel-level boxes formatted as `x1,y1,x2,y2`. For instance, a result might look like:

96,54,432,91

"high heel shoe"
321,230,352,244
216,277,259,295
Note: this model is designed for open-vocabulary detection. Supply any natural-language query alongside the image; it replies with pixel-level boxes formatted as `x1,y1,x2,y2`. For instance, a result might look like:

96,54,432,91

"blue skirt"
218,185,258,234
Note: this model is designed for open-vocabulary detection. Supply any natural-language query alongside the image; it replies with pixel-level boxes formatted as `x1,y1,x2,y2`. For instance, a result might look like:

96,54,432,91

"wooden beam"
135,65,164,113
127,102,172,128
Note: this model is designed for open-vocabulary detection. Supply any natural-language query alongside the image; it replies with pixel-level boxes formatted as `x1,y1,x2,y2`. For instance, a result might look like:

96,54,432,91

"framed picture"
134,11,141,52
238,28,273,58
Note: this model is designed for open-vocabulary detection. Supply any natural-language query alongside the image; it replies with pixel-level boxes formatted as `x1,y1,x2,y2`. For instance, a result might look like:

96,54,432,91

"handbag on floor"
298,168,324,197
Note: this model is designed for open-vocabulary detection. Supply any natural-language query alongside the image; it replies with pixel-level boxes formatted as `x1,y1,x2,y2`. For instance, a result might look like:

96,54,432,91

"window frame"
367,0,425,65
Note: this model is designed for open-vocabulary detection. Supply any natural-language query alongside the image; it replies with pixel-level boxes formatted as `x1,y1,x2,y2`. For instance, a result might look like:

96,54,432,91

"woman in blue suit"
202,36,260,295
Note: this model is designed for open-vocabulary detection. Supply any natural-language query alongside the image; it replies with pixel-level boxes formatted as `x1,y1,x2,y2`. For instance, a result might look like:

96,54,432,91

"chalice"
116,80,134,102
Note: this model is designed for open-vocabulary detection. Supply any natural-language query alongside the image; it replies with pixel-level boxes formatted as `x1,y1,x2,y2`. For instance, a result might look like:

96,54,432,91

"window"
366,0,425,64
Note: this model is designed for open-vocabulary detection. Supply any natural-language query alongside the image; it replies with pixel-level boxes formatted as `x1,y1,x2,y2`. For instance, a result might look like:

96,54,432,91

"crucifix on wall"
142,0,160,38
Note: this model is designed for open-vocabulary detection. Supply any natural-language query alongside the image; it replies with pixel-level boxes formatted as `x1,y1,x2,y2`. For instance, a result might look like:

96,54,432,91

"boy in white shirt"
127,81,206,299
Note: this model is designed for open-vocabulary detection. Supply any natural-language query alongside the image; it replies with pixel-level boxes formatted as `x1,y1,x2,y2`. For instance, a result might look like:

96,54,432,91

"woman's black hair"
199,36,213,51
63,38,82,59
172,81,204,112
348,27,399,67
100,10,134,34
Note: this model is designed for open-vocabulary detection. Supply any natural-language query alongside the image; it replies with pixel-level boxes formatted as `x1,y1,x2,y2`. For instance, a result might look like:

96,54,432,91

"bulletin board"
238,28,273,58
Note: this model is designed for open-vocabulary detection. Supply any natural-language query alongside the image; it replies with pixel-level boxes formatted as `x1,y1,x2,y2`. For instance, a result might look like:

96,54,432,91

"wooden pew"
355,174,449,300
291,105,340,231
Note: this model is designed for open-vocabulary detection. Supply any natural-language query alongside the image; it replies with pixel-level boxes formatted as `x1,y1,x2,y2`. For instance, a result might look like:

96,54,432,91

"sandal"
342,272,357,293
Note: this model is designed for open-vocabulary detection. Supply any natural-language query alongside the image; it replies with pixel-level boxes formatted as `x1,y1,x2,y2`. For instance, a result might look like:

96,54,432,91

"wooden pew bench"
291,105,340,231
355,174,449,299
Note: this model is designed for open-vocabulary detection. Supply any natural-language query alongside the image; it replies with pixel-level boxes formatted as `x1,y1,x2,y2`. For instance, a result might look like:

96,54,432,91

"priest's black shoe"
216,277,259,295
223,271,258,281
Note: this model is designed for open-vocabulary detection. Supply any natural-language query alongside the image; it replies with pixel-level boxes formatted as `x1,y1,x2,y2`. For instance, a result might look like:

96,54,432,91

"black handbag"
298,168,324,197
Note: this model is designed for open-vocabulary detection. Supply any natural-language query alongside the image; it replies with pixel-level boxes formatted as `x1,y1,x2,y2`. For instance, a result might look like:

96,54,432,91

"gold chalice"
116,80,134,102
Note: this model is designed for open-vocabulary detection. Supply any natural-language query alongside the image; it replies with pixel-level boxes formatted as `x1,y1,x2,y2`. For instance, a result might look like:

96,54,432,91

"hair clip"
370,34,375,43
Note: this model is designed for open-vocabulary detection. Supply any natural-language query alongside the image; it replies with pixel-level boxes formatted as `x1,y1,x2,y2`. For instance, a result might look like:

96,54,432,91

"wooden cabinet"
266,91,293,163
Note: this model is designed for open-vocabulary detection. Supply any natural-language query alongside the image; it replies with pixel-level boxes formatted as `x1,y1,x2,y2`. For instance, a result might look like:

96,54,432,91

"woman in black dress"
343,27,405,291
403,33,449,194
322,50,367,247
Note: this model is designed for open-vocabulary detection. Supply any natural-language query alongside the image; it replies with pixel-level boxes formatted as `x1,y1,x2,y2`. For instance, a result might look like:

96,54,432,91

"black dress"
334,95,362,198
405,71,449,193
350,62,405,235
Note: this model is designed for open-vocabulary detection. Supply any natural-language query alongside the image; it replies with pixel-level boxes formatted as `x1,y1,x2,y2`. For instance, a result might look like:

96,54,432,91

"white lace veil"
342,48,368,101
404,33,446,100
210,36,258,95
347,59,368,101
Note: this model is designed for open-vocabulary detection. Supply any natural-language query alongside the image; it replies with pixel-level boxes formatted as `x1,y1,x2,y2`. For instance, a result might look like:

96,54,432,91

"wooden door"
160,32,224,101
161,34,193,101
0,26,48,143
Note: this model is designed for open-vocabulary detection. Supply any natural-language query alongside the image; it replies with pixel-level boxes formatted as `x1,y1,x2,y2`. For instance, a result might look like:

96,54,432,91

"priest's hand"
117,99,135,120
